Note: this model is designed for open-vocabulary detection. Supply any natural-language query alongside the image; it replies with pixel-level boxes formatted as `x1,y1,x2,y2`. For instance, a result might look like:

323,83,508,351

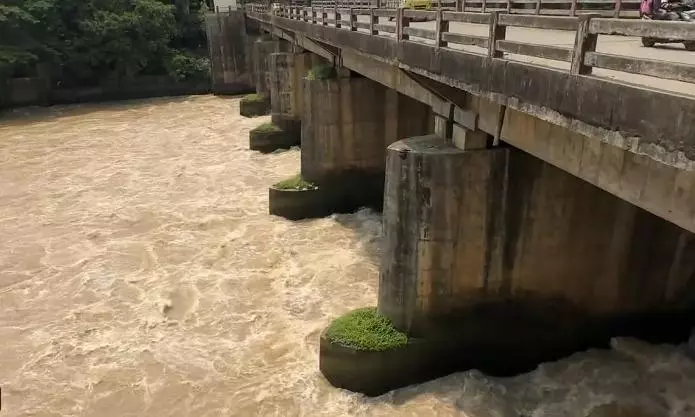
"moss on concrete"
274,174,317,191
252,122,282,133
307,64,336,80
241,93,266,103
240,93,269,117
326,307,408,351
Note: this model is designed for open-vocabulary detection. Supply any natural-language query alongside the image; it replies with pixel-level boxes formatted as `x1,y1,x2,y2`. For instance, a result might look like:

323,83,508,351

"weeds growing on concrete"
241,93,266,103
326,307,408,351
253,122,282,133
274,174,318,191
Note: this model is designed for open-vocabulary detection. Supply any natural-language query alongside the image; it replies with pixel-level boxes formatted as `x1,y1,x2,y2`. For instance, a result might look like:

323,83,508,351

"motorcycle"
640,0,695,50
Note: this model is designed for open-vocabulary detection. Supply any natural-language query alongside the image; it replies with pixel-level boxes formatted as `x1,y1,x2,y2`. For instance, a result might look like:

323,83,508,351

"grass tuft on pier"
241,93,266,103
252,122,282,133
273,174,317,191
326,307,408,351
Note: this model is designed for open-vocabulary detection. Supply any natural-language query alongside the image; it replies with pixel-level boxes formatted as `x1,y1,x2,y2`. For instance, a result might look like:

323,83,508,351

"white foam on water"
1,96,693,417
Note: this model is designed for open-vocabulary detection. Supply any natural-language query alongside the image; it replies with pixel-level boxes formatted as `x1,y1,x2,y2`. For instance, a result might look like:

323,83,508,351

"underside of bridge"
209,10,695,395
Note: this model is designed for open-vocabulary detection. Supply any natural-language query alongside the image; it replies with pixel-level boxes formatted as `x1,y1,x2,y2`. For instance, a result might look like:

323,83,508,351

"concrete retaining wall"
1,77,211,109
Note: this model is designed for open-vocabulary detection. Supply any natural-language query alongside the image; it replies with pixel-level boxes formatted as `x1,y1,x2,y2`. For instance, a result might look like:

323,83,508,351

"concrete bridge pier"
249,51,313,152
268,52,312,138
376,133,695,377
300,73,387,212
299,72,433,213
252,38,284,97
205,11,255,95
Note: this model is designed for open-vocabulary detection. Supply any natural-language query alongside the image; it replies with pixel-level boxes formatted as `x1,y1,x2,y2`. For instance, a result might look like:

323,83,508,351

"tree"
1,0,209,87
0,0,56,78
56,0,177,85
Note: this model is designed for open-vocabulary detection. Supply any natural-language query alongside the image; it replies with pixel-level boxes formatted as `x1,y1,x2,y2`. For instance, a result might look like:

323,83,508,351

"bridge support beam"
452,124,489,150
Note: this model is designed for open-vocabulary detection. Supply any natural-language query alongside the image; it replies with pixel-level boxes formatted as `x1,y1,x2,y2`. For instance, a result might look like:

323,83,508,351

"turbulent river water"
1,95,694,417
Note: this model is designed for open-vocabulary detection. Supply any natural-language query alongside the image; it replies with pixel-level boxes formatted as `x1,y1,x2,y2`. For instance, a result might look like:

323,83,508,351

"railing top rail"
373,9,396,17
403,9,437,19
589,18,695,41
442,11,491,24
498,14,579,30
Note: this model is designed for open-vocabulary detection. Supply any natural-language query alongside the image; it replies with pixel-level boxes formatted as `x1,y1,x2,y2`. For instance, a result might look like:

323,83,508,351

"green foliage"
252,122,282,133
307,64,336,80
170,53,210,81
0,0,56,76
326,307,408,351
274,174,317,191
241,93,266,103
171,0,207,51
66,0,177,84
0,0,210,86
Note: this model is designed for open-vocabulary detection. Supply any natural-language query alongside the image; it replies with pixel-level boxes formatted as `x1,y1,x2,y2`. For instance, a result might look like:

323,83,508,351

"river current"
1,95,693,417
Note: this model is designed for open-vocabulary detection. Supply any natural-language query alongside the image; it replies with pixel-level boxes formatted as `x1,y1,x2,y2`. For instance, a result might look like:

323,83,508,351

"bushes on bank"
326,307,408,351
170,54,210,82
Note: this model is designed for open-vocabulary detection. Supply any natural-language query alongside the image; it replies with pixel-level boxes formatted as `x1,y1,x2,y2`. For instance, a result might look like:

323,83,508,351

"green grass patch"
274,174,318,191
307,64,336,80
326,307,408,351
252,122,282,133
241,93,266,103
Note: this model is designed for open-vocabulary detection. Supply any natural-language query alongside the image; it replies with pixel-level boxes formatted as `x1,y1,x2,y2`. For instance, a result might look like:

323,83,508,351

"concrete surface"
268,52,311,136
380,135,695,337
253,39,282,95
300,75,389,211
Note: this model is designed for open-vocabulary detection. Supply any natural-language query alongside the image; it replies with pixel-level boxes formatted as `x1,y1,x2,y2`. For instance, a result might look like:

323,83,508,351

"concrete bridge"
208,5,695,394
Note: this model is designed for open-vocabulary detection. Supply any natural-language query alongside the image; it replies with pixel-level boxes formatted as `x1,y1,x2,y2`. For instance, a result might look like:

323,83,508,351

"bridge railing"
584,18,695,82
306,0,641,18
448,0,640,18
247,4,695,87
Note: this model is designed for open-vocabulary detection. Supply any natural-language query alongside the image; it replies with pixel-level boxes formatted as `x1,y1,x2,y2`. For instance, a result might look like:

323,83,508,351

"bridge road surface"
305,13,695,96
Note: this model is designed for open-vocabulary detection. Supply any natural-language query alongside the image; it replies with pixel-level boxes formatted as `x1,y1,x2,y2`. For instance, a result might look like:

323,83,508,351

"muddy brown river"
1,95,694,417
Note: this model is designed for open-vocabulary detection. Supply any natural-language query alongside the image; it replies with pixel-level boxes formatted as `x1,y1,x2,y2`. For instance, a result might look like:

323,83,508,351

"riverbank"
0,76,212,110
